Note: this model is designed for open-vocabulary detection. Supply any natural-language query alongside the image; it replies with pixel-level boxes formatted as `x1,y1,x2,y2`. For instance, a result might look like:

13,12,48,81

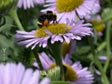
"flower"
41,0,100,23
15,20,93,49
87,15,105,32
0,62,50,84
34,52,94,84
98,56,107,62
86,15,105,37
61,40,77,65
17,0,45,9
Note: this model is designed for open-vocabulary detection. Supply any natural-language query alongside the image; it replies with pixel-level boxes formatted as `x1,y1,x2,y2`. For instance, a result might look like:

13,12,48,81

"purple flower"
17,0,45,9
15,20,93,49
41,0,100,23
34,52,94,84
99,56,107,62
0,62,50,84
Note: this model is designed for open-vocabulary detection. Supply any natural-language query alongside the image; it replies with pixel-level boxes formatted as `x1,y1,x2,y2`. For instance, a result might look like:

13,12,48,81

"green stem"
51,81,71,84
88,37,109,84
88,36,103,72
33,49,43,70
97,42,106,52
103,14,112,23
104,21,111,72
49,42,64,81
102,21,112,84
9,8,24,31
101,74,109,84
87,41,106,60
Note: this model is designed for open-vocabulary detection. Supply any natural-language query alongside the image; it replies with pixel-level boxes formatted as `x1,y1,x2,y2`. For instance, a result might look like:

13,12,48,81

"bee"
37,11,57,27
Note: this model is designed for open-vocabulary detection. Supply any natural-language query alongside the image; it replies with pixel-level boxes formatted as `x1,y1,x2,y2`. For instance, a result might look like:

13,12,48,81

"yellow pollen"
48,63,78,81
91,19,105,32
56,0,84,12
34,24,69,38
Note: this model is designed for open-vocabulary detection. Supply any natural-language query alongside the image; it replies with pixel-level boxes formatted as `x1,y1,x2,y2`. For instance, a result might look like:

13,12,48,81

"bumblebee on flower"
15,11,93,49
37,11,57,27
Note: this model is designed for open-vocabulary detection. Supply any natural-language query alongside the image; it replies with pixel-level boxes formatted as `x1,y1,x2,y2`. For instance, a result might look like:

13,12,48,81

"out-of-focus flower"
98,55,112,64
61,40,77,65
61,41,71,57
99,56,107,61
41,0,100,23
89,15,105,34
15,20,93,49
17,0,45,9
0,62,50,84
34,52,94,84
61,40,76,57
0,0,14,8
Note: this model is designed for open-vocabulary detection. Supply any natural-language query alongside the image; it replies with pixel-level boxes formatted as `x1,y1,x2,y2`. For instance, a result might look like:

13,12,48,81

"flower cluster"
34,52,94,84
1,0,106,84
14,0,101,84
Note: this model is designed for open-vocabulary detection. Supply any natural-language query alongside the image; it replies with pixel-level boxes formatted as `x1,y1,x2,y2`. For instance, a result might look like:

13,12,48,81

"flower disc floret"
56,0,83,12
34,24,68,38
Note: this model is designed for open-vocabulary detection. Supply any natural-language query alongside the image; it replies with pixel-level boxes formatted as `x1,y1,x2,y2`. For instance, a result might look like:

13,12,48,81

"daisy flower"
87,15,105,37
17,0,45,9
89,15,105,32
34,52,94,84
15,20,93,49
0,62,50,84
41,0,100,23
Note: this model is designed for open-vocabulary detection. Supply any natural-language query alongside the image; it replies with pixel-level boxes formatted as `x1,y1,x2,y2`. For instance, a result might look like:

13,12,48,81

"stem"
49,42,64,80
33,49,43,70
51,81,71,84
99,21,111,83
104,21,111,72
101,74,109,84
87,41,106,60
103,14,112,23
88,36,103,72
97,42,106,52
9,8,24,31
88,37,109,84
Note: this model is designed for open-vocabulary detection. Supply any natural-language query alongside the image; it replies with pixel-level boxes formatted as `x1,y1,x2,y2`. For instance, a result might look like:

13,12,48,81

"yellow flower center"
61,41,70,57
34,24,70,38
91,19,105,32
56,0,84,12
49,63,78,81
